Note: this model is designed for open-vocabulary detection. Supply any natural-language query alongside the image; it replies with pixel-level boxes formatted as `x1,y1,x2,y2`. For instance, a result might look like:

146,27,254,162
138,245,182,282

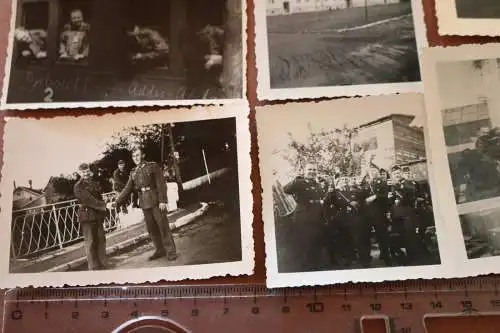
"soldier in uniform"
283,163,328,272
14,27,47,59
363,164,392,265
127,25,169,64
326,176,369,267
59,9,90,61
73,163,107,270
388,166,420,264
111,147,177,261
113,160,130,214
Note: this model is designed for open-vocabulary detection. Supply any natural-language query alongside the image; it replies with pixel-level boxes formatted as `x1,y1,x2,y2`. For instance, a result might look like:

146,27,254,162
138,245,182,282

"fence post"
52,206,64,250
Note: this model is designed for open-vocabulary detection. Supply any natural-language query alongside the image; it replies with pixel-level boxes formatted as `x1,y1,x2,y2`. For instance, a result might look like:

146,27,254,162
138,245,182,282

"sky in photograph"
266,94,427,184
5,117,131,189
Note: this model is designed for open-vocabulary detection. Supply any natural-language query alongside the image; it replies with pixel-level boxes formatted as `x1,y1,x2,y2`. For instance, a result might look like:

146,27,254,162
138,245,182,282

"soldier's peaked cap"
391,165,401,172
401,166,410,172
77,163,90,171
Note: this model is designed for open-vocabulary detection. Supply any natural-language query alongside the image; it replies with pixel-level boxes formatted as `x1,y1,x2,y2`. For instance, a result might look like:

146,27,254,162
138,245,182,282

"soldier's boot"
163,226,177,261
148,252,166,261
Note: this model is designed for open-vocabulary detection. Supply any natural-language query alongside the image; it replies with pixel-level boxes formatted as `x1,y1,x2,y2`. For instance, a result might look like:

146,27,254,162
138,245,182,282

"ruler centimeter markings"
3,278,500,333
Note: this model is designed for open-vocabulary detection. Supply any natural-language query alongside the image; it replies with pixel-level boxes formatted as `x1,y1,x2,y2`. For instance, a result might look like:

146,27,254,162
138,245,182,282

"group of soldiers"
282,162,435,272
73,147,177,270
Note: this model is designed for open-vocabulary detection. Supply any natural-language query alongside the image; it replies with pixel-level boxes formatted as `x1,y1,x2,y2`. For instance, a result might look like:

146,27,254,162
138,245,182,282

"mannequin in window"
127,25,169,65
59,9,90,61
14,27,47,59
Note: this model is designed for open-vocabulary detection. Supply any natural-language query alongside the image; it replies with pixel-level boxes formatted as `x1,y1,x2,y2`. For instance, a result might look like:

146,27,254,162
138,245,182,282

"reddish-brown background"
1,0,500,331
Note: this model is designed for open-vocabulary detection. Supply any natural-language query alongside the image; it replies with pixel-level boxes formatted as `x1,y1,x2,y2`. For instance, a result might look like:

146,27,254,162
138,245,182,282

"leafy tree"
278,124,368,180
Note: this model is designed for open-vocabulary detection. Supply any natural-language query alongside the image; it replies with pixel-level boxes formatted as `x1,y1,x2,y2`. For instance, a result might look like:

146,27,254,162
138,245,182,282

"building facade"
267,0,400,15
356,114,427,176
12,185,44,210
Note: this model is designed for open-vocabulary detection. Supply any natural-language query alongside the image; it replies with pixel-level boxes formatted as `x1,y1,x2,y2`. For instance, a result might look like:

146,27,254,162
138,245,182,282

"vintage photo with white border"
1,0,247,110
0,102,253,287
423,43,500,278
255,0,428,101
436,0,500,36
257,94,449,288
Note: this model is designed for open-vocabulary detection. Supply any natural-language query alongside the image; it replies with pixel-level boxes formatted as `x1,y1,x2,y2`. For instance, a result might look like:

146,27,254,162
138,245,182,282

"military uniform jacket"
74,178,106,223
328,186,364,219
391,179,419,218
60,22,90,57
134,28,169,59
116,161,168,210
19,29,47,56
283,176,325,207
112,168,129,192
365,177,390,213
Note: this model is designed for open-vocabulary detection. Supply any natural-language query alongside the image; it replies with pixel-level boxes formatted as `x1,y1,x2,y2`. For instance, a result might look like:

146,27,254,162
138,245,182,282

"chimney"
28,180,33,189
13,181,16,190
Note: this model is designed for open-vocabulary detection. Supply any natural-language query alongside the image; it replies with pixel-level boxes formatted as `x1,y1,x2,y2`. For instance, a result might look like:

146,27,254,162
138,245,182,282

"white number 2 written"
43,87,54,102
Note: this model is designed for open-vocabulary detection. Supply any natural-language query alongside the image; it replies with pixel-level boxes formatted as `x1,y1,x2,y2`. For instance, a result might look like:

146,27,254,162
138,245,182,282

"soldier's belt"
140,186,152,192
308,199,324,204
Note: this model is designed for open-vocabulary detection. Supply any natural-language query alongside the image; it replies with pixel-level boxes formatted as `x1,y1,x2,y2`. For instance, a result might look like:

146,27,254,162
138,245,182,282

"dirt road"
267,3,420,88
68,206,242,271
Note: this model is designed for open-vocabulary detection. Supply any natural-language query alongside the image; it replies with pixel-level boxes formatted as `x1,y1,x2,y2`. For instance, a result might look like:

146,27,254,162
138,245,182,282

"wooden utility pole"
365,0,368,22
160,124,166,167
220,0,243,98
167,123,183,190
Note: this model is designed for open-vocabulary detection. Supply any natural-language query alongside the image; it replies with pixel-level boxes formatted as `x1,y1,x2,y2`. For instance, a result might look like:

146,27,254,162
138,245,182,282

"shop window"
57,1,92,64
122,0,171,71
14,2,49,62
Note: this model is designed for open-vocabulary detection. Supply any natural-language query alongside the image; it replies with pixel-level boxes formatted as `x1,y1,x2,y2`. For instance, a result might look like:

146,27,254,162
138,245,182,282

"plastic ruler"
2,277,500,333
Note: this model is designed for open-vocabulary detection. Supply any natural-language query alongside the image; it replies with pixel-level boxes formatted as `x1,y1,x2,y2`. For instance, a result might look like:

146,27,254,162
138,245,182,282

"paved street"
267,3,419,88
72,206,242,270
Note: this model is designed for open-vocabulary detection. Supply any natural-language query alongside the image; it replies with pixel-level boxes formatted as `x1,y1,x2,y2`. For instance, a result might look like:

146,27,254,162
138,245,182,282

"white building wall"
267,0,399,15
267,0,287,15
439,59,500,128
356,120,396,171
351,0,399,7
315,0,347,11
289,0,317,13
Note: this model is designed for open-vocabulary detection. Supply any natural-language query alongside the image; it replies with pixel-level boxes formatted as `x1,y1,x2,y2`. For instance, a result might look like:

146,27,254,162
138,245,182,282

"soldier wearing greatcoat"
283,163,328,271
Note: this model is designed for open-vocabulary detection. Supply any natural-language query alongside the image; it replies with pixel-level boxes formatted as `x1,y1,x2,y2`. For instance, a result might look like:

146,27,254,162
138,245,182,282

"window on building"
443,119,492,147
57,1,92,64
14,2,49,62
122,0,171,70
361,137,378,151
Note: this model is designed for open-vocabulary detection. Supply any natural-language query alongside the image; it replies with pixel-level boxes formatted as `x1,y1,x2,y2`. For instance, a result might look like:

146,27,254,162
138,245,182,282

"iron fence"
11,192,120,260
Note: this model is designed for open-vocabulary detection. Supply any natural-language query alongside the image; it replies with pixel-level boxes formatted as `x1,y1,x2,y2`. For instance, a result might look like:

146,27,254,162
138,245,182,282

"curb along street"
46,202,210,273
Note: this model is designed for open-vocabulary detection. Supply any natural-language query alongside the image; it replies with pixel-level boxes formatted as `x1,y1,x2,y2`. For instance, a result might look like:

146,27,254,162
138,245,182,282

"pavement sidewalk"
10,202,209,274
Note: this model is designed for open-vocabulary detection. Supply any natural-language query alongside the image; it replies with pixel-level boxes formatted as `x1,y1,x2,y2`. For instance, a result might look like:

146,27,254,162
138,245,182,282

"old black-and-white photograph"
0,105,253,287
258,94,443,287
435,58,500,204
422,44,500,274
1,0,245,109
436,0,500,36
460,204,500,259
455,0,500,19
255,0,426,99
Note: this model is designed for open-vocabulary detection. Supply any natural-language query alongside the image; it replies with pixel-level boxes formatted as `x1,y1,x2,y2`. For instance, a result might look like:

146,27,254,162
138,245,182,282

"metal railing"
11,192,120,260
